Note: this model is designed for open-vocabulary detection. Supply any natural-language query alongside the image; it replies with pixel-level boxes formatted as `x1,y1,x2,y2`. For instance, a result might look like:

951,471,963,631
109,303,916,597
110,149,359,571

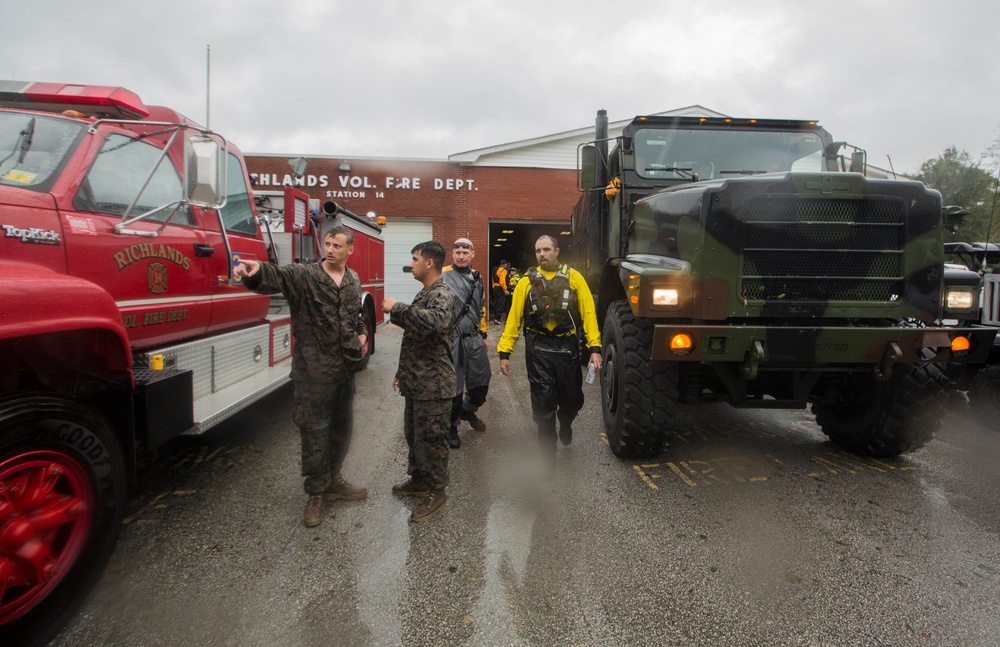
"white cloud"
3,0,998,173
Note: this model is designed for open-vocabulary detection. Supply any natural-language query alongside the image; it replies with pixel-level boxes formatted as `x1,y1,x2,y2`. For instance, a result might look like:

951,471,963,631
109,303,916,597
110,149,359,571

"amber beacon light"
669,332,694,357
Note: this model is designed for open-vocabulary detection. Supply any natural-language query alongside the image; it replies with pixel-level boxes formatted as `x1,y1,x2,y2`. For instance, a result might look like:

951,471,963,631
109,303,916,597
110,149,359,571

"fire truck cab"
0,80,381,643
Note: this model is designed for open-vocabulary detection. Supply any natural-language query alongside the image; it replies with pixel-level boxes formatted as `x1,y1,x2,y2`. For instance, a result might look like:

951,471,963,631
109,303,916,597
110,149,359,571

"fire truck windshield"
0,113,83,190
634,127,825,180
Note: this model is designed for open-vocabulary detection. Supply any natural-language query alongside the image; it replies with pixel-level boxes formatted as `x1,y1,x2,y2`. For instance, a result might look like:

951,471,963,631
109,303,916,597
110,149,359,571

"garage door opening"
488,221,571,277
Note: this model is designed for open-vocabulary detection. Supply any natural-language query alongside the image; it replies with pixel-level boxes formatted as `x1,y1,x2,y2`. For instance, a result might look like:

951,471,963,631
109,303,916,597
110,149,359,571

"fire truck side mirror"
185,135,226,208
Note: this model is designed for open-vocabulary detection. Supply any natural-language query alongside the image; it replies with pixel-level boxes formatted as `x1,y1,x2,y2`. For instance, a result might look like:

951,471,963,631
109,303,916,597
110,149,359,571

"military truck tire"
0,396,126,646
601,301,677,457
967,363,1000,428
811,363,948,457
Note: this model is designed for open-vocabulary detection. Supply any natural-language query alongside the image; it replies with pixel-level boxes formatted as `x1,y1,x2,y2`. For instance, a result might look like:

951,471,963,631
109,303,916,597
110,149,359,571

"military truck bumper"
650,324,996,367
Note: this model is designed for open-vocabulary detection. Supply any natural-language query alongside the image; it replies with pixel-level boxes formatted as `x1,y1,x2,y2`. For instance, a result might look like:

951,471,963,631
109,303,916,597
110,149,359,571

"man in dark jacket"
383,241,456,522
442,237,491,448
235,225,369,528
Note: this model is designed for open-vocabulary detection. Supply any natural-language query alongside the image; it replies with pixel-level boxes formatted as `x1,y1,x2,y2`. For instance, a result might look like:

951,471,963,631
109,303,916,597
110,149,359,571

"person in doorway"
500,260,514,323
234,225,368,528
383,241,456,523
491,259,510,324
508,267,521,291
498,236,602,465
442,237,491,448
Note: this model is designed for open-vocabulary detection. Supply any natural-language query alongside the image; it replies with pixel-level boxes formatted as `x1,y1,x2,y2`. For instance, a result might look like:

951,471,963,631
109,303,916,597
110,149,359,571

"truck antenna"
886,155,897,179
206,44,211,129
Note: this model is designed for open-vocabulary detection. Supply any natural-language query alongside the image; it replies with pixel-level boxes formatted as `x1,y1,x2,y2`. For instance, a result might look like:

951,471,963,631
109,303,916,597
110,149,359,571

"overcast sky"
4,1,998,175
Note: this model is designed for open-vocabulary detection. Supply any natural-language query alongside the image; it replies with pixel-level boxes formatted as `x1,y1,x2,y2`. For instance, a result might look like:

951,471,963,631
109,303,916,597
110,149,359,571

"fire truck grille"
739,196,906,303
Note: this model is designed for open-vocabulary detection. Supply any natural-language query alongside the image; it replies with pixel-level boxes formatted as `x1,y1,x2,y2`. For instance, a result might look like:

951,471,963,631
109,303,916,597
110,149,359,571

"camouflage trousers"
293,378,355,495
403,397,451,490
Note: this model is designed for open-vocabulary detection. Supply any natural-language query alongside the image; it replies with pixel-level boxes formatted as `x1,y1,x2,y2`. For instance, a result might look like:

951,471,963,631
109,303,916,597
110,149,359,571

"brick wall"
245,156,579,277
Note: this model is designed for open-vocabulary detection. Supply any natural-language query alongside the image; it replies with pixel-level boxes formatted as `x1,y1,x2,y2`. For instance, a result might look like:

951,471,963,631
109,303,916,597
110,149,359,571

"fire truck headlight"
653,288,679,307
945,288,975,312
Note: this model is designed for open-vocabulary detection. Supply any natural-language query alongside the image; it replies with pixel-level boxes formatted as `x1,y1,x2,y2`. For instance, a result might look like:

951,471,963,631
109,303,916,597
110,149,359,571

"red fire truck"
0,80,383,643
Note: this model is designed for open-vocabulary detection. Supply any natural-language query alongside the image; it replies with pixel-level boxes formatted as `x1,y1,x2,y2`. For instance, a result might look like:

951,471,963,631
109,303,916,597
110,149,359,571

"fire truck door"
62,132,215,348
200,152,271,335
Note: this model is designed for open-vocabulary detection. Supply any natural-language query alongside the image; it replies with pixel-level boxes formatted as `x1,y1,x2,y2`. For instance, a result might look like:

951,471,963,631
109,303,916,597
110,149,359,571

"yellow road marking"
633,464,660,490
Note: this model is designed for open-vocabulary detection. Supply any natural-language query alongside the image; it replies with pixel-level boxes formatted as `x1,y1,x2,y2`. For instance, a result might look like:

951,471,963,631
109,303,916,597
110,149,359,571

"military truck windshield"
0,113,83,191
635,127,825,180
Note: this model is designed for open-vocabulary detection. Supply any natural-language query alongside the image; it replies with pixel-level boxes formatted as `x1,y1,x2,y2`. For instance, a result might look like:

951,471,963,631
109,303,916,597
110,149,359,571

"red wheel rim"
0,450,93,624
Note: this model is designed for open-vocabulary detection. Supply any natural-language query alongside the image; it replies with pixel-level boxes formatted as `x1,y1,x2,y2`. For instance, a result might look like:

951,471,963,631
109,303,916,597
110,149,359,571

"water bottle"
586,362,597,385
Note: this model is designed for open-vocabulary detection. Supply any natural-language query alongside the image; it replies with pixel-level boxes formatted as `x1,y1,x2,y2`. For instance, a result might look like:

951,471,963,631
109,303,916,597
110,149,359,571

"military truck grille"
740,196,905,303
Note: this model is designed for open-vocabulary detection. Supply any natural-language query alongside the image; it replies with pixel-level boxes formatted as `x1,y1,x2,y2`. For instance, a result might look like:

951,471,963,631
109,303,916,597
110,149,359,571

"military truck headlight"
945,288,975,312
653,288,679,306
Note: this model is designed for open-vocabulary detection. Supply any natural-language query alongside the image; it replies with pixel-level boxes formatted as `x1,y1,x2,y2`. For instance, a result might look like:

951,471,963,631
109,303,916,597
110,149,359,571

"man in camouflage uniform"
383,241,456,523
235,225,369,528
442,237,491,449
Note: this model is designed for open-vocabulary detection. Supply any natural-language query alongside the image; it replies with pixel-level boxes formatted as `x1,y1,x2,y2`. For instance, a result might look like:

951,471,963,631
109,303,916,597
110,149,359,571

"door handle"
194,243,216,257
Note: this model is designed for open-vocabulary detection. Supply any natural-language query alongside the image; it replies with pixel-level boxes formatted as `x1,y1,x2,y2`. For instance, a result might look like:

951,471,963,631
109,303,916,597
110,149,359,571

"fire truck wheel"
968,363,1000,428
358,303,375,371
811,363,947,457
0,396,126,645
601,301,677,458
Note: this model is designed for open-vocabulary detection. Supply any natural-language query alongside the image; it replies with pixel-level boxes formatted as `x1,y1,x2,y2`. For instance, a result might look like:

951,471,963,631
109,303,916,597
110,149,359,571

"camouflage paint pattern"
622,172,996,366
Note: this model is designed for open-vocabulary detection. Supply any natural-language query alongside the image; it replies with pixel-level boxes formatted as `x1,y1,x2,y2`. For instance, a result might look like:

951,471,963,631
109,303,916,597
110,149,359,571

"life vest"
524,264,577,334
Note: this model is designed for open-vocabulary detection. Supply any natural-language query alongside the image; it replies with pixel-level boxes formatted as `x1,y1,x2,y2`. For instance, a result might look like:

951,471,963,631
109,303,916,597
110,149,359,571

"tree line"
910,129,1000,244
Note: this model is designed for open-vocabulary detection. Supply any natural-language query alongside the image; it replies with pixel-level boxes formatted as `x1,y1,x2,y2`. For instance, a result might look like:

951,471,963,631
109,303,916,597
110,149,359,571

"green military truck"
942,241,1000,425
570,110,995,458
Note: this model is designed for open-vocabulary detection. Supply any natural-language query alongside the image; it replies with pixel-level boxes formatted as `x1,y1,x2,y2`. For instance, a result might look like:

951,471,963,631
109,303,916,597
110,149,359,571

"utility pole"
206,44,211,129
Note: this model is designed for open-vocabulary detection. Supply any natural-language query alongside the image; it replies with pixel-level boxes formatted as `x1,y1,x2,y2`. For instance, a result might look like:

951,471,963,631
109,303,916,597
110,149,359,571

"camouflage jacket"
390,277,456,400
244,261,366,383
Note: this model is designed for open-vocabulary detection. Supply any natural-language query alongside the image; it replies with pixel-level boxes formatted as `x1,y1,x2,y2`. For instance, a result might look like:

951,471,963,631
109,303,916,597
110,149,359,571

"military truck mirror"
849,150,866,174
942,205,970,234
185,135,225,208
580,145,597,190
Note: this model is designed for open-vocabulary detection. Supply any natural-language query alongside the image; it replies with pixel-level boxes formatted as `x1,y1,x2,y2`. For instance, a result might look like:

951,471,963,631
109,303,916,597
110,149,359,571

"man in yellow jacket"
498,236,601,463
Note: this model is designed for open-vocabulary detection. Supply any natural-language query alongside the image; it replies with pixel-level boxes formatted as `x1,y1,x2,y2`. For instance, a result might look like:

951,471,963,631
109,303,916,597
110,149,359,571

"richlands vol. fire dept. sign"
250,173,477,200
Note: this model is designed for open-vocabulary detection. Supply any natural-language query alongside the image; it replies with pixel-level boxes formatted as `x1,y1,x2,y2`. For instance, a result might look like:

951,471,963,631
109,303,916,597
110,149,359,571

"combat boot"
323,473,368,501
303,495,325,527
460,411,487,432
392,477,431,497
448,426,461,449
557,415,573,446
410,488,447,523
538,419,558,477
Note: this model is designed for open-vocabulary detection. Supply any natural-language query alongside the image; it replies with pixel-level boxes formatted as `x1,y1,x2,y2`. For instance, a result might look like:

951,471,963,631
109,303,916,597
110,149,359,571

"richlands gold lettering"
114,244,192,271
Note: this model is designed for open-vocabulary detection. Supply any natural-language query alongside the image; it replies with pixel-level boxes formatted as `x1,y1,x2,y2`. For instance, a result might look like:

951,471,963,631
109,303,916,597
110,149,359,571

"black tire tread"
811,363,948,457
967,363,1000,428
603,301,678,457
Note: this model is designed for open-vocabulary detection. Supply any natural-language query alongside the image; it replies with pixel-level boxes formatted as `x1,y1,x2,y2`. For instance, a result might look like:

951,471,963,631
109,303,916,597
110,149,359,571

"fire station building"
244,106,723,302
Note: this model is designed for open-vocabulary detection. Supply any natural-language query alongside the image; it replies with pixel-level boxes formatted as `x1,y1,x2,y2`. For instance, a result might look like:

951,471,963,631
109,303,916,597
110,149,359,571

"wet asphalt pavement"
51,323,1000,646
